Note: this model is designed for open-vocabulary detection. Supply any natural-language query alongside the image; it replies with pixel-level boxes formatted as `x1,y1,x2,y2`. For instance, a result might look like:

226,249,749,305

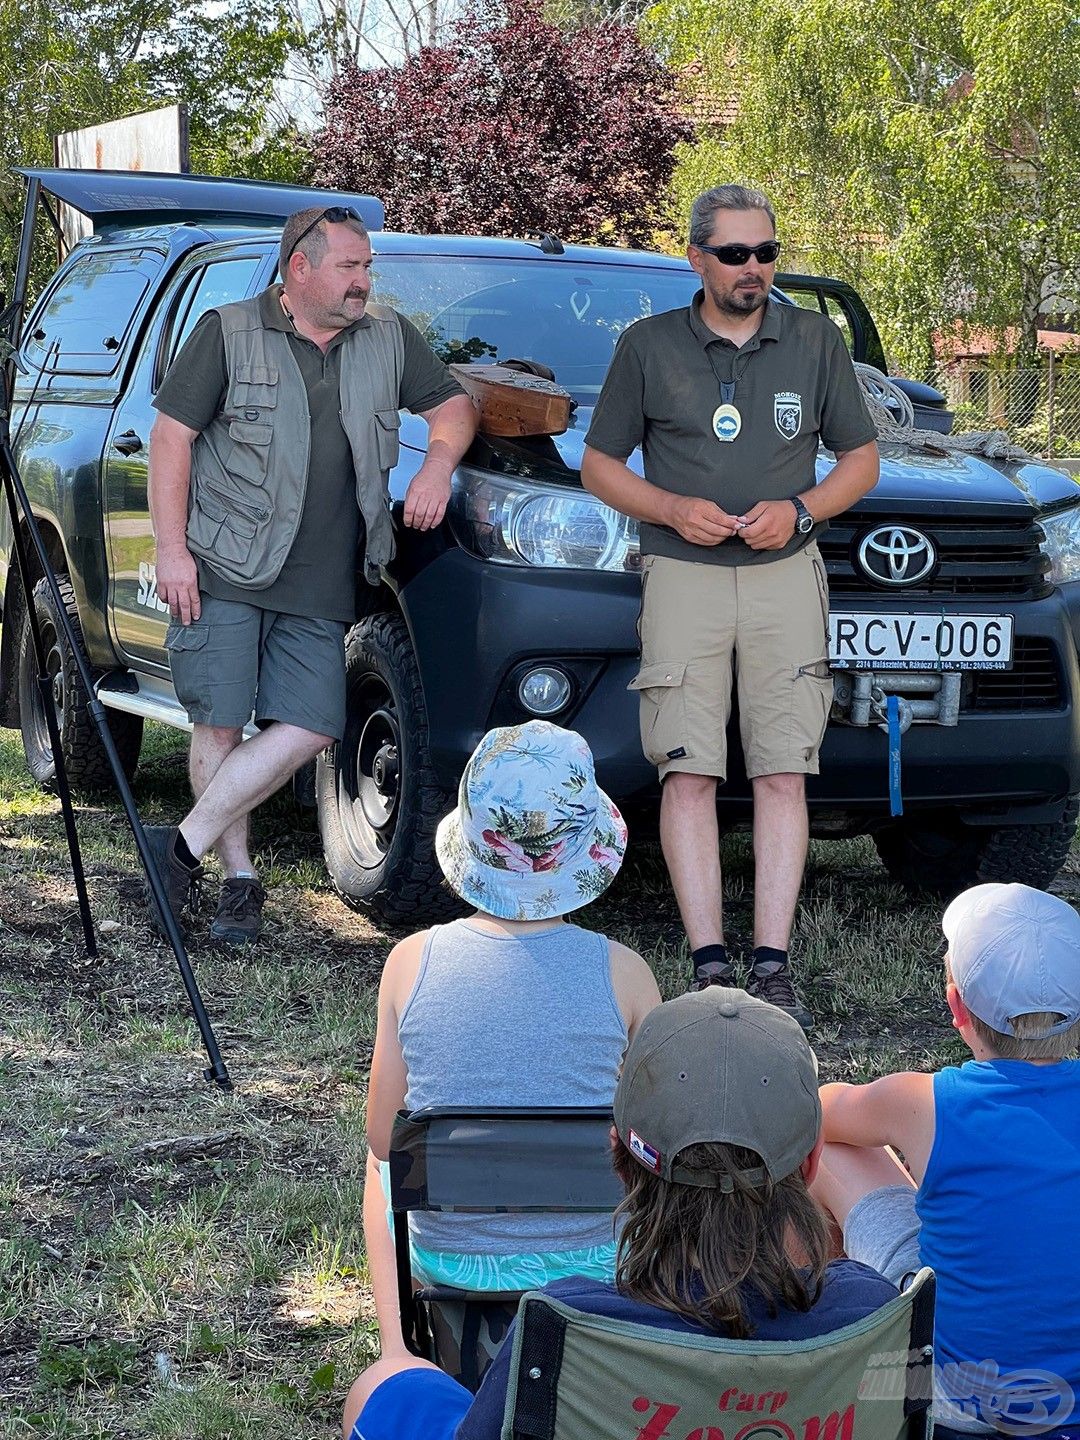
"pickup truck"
2,167,1079,922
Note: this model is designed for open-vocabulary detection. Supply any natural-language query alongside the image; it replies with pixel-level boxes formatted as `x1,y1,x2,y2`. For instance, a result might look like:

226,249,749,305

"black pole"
2,177,231,1090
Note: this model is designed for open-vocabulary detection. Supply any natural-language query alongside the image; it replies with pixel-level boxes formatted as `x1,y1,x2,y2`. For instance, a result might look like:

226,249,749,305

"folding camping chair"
501,1267,937,1440
388,1105,620,1392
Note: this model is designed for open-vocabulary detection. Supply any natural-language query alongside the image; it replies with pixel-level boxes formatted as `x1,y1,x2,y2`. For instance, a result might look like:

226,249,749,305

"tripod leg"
4,478,98,958
0,438,231,1090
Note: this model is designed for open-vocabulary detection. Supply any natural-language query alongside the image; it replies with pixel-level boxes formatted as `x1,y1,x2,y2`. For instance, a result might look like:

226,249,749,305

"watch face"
798,514,814,533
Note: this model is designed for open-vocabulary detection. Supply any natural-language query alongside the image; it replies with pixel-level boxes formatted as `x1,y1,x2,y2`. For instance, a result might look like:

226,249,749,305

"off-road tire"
873,796,1080,899
18,574,143,792
316,611,464,925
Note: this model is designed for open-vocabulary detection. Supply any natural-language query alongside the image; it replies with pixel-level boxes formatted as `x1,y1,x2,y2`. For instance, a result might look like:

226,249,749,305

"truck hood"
421,405,1080,517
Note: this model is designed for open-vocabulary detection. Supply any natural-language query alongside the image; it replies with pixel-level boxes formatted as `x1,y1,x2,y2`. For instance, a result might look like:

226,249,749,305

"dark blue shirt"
455,1260,896,1439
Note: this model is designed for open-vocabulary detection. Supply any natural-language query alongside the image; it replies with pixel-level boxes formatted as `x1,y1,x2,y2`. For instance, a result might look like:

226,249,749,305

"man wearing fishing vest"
147,205,476,945
582,184,879,1029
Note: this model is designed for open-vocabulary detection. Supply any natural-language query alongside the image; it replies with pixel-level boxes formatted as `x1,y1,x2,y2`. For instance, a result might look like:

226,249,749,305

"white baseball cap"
942,883,1080,1037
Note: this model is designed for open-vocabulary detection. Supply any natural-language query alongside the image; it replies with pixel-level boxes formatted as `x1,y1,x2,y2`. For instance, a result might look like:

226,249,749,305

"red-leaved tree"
312,0,692,244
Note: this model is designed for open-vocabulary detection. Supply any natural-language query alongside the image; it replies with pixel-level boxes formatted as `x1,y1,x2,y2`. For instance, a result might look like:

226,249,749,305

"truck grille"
822,515,1050,599
966,638,1064,711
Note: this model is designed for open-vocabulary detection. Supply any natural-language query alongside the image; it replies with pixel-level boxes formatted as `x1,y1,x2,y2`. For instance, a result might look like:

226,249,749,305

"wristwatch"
791,496,815,535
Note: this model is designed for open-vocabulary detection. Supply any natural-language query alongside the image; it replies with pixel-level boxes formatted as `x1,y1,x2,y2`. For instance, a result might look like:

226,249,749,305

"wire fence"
921,354,1080,459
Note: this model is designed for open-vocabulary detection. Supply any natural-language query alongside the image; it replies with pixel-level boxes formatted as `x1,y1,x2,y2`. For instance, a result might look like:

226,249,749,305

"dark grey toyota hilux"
2,167,1079,921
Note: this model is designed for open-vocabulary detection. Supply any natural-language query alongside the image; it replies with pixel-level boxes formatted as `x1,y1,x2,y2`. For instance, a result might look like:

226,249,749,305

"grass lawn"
1,716,1048,1437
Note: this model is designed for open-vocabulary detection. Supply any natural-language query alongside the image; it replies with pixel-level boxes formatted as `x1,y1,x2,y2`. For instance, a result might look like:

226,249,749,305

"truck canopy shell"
14,168,384,235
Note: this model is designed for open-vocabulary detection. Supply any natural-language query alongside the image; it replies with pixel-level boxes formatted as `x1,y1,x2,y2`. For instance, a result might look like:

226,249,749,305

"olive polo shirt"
585,292,877,566
154,285,462,621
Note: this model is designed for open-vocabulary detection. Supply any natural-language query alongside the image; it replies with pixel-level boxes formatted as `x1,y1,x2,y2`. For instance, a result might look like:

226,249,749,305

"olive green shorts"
165,596,348,740
629,543,832,782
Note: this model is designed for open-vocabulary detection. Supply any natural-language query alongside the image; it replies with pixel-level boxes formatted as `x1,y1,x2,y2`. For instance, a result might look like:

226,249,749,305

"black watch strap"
791,496,814,533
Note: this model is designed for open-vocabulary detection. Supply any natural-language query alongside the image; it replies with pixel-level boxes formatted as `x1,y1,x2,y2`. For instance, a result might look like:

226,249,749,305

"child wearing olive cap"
343,987,894,1440
815,882,1080,1439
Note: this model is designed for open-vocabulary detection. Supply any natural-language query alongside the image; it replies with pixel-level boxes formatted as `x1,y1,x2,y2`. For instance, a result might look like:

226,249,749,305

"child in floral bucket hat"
363,721,660,1358
435,720,629,919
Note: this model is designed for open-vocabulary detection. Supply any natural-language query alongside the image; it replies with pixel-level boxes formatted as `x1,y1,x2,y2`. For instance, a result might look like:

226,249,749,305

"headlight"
1039,505,1080,585
449,466,639,572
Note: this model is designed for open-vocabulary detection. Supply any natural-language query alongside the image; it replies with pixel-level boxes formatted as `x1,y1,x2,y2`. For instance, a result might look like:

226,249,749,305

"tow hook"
832,670,962,730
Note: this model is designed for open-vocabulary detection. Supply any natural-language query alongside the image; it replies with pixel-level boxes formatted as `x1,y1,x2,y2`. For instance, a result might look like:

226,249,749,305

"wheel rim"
338,674,402,870
22,609,64,763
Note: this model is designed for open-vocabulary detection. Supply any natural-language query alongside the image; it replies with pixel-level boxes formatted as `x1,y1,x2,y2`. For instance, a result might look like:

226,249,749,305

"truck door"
103,248,268,667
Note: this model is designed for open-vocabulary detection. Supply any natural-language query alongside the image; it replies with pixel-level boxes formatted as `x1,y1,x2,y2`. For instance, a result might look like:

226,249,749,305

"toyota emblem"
856,525,937,586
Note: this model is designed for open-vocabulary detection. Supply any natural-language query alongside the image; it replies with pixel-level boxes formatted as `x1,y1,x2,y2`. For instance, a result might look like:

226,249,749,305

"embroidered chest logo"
774,391,802,441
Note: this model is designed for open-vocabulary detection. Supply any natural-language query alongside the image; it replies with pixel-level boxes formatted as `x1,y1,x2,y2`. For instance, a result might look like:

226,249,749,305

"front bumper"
400,549,1080,823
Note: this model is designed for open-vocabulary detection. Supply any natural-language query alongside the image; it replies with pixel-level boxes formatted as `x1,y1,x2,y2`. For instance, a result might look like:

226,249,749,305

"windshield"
370,254,702,406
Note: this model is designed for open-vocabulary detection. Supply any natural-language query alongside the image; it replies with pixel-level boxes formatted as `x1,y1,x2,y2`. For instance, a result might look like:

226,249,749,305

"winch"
832,669,962,731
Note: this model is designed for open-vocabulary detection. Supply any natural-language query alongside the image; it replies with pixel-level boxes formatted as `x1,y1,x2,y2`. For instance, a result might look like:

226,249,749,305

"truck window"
162,255,263,376
823,294,855,353
23,249,163,377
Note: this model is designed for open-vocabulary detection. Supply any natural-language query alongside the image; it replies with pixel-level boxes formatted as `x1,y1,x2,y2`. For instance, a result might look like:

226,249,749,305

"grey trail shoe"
210,877,267,947
143,824,203,937
691,961,741,993
745,962,813,1032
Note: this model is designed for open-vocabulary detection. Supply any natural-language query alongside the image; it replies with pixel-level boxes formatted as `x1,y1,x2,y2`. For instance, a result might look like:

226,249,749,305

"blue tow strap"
886,694,903,817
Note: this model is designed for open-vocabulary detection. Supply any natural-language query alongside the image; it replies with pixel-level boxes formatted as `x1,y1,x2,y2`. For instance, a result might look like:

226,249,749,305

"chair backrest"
389,1106,621,1216
502,1268,936,1440
388,1107,620,1372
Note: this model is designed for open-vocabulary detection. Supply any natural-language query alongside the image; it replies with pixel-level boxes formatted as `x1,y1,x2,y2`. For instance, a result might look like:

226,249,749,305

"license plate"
829,613,1013,670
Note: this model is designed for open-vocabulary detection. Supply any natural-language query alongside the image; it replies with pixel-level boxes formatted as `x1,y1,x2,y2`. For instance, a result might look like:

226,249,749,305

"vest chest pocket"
229,363,279,415
225,418,273,486
374,409,401,473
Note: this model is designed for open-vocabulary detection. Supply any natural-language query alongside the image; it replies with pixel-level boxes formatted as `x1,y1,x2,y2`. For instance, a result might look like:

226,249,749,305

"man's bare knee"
752,771,805,799
664,771,719,804
197,724,244,747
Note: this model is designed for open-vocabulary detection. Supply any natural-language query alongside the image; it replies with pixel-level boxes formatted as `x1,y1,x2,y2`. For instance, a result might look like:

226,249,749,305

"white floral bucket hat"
435,720,628,920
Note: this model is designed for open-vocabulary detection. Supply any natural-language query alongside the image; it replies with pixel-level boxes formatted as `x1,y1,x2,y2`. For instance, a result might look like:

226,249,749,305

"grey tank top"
398,919,627,1256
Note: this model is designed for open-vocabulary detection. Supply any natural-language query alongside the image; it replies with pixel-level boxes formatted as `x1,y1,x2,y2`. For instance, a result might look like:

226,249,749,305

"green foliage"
37,1337,141,1392
266,1361,337,1411
0,0,305,302
645,0,1080,369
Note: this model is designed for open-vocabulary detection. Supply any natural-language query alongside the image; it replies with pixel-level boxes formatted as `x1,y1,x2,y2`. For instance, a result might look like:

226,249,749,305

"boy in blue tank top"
362,721,661,1358
813,882,1080,1439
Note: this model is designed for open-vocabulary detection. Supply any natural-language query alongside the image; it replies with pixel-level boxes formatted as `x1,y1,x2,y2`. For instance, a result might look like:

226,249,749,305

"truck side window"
23,250,163,377
157,256,263,386
823,295,855,354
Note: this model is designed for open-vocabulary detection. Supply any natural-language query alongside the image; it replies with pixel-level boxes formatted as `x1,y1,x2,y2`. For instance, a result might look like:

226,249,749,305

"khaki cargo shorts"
630,543,833,781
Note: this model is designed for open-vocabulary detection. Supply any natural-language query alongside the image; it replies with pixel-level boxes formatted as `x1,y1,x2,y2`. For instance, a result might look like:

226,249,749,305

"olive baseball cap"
613,988,822,1191
942,882,1080,1037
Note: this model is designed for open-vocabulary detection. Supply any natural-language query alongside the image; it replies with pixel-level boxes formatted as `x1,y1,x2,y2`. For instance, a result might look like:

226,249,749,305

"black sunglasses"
695,240,782,266
283,205,364,268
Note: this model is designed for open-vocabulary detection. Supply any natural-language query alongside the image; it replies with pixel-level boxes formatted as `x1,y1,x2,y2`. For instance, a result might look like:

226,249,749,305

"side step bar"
96,672,257,737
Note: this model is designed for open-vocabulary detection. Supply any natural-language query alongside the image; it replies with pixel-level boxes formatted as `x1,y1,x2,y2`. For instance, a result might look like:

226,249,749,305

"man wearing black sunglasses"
582,184,879,1028
147,203,476,945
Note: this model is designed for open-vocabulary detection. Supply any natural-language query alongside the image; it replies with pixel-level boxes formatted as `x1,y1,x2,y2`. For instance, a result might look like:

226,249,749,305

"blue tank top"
397,919,628,1258
917,1059,1080,1431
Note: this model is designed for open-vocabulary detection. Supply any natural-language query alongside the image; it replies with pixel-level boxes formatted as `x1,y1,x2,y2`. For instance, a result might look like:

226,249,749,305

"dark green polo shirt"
154,285,462,620
586,293,877,566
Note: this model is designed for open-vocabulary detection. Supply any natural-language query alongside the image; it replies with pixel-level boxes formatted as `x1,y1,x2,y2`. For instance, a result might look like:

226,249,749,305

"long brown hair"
613,1138,829,1339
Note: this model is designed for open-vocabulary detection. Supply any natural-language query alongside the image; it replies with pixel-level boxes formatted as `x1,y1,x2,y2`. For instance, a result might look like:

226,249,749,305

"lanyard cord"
704,341,756,409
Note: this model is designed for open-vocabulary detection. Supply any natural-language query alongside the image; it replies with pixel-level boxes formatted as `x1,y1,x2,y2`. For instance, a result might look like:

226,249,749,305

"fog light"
517,667,573,716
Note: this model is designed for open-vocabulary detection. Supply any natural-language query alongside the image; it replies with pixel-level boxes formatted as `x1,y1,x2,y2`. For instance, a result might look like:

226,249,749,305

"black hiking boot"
144,824,203,938
209,877,267,947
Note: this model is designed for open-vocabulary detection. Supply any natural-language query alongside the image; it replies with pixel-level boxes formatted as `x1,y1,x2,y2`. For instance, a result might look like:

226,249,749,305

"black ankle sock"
691,943,731,975
174,828,199,870
752,945,788,973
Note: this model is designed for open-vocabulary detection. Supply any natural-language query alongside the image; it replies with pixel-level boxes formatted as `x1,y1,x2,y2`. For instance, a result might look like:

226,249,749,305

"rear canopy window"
23,249,163,377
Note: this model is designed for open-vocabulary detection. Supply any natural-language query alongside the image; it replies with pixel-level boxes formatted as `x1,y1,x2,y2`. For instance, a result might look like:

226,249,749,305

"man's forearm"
581,447,679,527
423,395,477,477
799,441,879,523
148,422,195,553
